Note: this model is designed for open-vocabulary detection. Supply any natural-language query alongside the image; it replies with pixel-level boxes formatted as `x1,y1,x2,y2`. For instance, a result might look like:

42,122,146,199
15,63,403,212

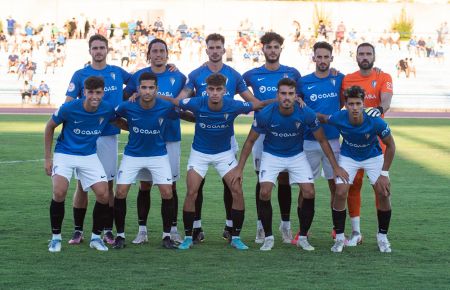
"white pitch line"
0,159,44,164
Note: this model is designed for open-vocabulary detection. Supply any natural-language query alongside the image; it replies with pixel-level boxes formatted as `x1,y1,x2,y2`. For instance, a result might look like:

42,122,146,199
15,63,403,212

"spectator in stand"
37,80,50,104
21,80,32,104
6,16,16,36
408,58,416,77
396,58,409,78
8,53,19,73
335,21,346,42
177,20,188,39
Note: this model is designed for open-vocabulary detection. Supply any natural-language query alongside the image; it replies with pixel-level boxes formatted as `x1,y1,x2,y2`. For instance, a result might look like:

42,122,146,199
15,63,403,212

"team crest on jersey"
67,82,75,92
365,133,370,139
99,117,104,124
158,117,164,126
224,113,229,120
225,78,229,85
170,77,175,86
330,78,336,86
283,73,289,79
110,72,116,80
295,122,301,129
182,98,190,105
371,80,377,88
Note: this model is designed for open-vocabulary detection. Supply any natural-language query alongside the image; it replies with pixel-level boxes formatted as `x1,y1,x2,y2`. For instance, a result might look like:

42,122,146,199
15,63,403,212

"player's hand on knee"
365,107,382,117
334,166,349,184
229,168,243,186
375,176,391,197
45,158,53,176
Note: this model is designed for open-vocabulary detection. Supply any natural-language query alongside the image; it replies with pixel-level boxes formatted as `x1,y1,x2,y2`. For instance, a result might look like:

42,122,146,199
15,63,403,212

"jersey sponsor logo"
67,82,75,93
182,98,190,105
132,126,160,135
366,94,377,100
104,85,118,92
270,131,299,138
259,86,277,94
159,91,174,97
73,128,102,135
309,92,338,102
199,123,229,129
257,77,265,81
343,139,371,148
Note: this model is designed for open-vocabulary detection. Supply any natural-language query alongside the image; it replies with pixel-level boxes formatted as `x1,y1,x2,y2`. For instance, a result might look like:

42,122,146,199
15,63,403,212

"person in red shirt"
341,42,393,246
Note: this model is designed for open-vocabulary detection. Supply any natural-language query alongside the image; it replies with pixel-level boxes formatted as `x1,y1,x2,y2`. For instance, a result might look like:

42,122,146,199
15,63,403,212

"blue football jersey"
185,64,248,99
124,66,186,142
115,99,178,157
252,103,320,157
243,64,301,101
328,110,391,161
299,72,344,141
52,99,116,156
65,64,131,136
179,96,253,154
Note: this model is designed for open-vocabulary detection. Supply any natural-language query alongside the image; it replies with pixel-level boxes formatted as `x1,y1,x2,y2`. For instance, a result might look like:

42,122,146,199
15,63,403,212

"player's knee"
52,188,67,202
115,187,128,199
186,189,198,201
334,187,348,200
259,187,272,201
302,187,315,199
160,186,173,199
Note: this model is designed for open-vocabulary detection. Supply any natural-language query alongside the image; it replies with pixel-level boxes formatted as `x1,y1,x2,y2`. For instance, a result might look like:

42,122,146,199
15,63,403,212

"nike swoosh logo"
166,178,172,181
228,161,234,166
270,124,280,127
201,83,207,86
74,120,83,124
101,176,106,178
110,174,115,178
307,86,315,90
132,118,140,121
257,78,264,81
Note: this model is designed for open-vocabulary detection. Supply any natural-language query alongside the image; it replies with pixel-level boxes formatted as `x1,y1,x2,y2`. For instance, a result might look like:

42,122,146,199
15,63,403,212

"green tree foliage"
391,7,414,40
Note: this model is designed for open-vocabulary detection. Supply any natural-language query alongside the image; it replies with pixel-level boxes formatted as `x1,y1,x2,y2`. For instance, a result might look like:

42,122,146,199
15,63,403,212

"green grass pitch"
0,115,449,289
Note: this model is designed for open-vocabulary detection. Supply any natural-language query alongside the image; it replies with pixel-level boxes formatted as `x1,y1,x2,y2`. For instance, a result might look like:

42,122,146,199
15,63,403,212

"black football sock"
231,209,245,237
259,200,273,237
298,198,315,236
161,197,174,234
172,188,178,227
92,201,109,235
73,207,86,232
50,199,65,235
223,178,233,221
278,184,292,222
137,189,150,226
113,197,126,234
194,179,205,222
332,208,346,235
377,209,392,235
183,210,195,237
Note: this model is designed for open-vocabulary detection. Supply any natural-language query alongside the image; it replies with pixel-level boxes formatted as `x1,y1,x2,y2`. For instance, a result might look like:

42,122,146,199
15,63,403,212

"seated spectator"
21,80,33,104
8,54,19,73
37,80,50,105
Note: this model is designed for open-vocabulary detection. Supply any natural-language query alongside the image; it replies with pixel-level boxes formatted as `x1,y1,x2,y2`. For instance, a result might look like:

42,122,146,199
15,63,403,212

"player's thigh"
336,155,360,185
230,134,239,155
213,150,238,178
251,134,265,171
76,154,108,192
52,153,75,189
259,152,285,185
147,155,173,186
321,139,340,179
362,155,384,185
166,141,181,181
96,135,118,180
187,148,210,178
116,155,145,185
287,152,315,185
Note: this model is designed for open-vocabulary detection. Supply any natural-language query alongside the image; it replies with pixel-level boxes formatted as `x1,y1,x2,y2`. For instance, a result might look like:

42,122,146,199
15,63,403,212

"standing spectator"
6,16,16,36
396,58,409,78
408,58,416,77
335,21,346,42
177,20,188,39
318,20,327,40
69,18,77,39
21,80,32,104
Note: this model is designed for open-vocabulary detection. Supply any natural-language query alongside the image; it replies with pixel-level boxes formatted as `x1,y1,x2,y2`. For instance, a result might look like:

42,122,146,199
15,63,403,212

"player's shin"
161,197,174,235
259,199,273,237
113,197,126,235
50,199,65,235
298,198,315,236
137,189,150,226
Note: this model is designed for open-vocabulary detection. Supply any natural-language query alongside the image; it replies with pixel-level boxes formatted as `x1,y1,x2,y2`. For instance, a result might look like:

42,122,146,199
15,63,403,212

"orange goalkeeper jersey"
342,70,393,108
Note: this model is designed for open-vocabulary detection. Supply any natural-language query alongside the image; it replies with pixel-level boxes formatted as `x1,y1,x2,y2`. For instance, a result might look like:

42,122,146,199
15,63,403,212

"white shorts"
117,154,173,185
52,153,107,191
304,138,340,180
231,134,239,154
136,141,181,182
335,155,384,185
96,135,118,181
259,151,314,185
187,148,237,178
252,134,265,171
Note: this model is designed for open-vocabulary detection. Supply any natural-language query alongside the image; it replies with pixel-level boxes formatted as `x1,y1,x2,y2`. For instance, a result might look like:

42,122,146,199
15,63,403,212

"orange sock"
348,169,364,218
